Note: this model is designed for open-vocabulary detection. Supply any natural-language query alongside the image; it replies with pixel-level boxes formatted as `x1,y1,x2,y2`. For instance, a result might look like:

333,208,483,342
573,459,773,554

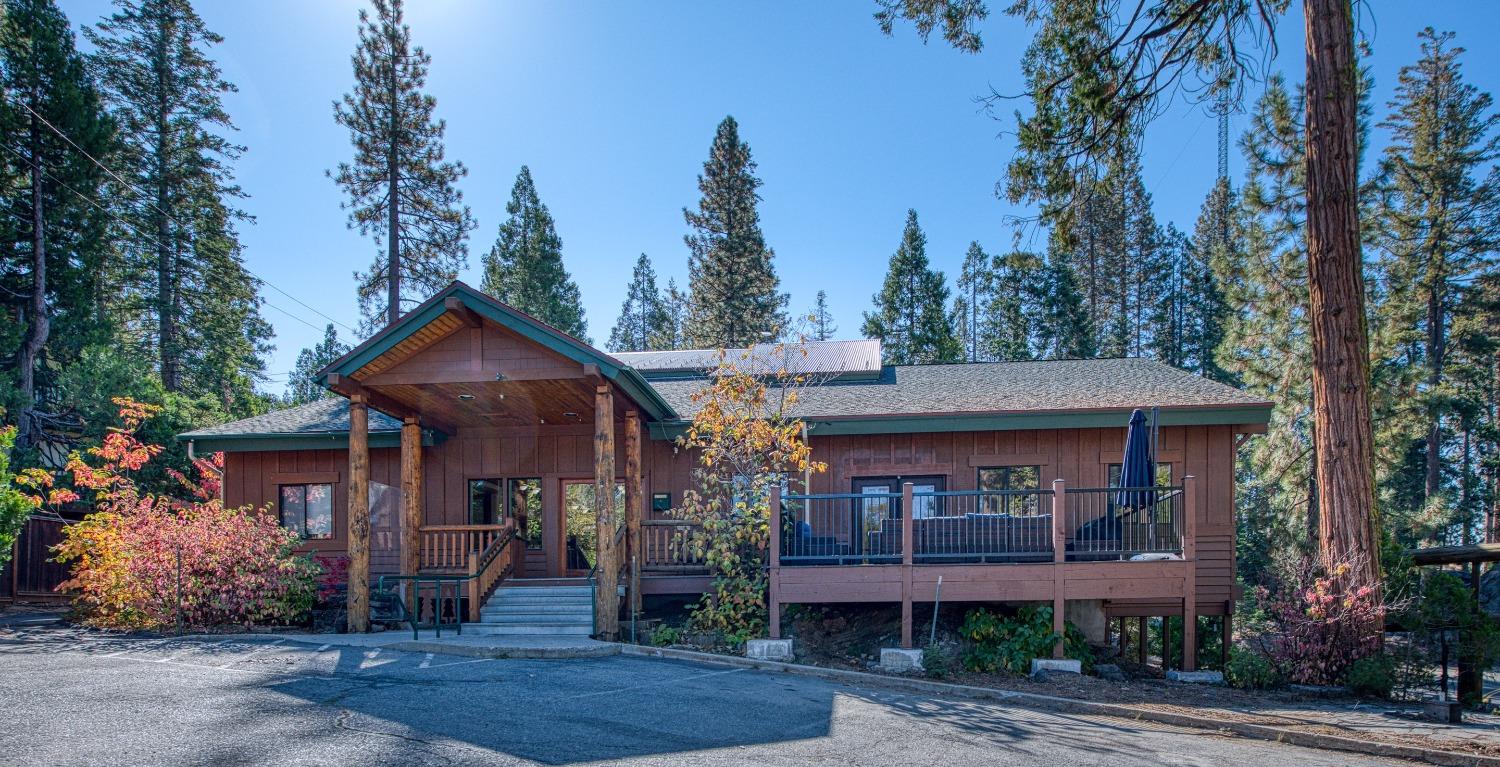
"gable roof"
316,281,676,422
177,397,431,452
615,340,882,380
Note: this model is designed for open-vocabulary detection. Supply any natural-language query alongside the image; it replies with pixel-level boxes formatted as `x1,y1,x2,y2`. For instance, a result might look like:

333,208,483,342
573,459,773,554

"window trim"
277,482,335,540
975,465,1043,516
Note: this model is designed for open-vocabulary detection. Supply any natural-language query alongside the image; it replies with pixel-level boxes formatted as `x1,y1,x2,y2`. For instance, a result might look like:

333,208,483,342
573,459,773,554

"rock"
1030,668,1051,682
1095,663,1127,682
1165,669,1224,685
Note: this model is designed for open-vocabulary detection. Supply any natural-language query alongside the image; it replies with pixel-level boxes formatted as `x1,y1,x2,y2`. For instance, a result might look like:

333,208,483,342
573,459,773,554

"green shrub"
1225,646,1282,690
649,624,682,647
922,645,950,679
1345,654,1396,699
960,606,1093,674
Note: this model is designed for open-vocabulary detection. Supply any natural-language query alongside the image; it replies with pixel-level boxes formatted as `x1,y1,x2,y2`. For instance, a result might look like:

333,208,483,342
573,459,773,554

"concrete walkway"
266,629,620,659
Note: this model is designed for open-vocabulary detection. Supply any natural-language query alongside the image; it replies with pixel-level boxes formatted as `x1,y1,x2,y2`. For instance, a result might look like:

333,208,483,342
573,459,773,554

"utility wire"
10,98,357,335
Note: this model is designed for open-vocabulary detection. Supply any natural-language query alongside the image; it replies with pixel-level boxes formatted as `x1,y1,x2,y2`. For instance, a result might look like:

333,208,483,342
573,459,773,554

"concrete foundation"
1165,670,1225,685
1065,599,1108,644
879,648,924,674
1031,658,1082,674
746,638,794,662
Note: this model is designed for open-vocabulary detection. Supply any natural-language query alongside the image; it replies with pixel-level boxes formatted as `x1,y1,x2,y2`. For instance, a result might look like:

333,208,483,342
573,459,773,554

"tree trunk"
385,35,401,327
347,397,371,632
17,97,49,450
1426,277,1446,500
154,34,179,392
1304,0,1380,592
593,384,619,640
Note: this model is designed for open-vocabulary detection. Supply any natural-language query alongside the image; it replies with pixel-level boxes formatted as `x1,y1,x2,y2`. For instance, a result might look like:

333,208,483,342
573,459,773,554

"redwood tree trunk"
1304,0,1380,591
17,100,48,449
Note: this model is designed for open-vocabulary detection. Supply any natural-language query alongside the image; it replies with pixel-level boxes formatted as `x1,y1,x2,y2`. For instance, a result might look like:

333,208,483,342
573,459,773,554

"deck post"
769,484,782,639
347,395,371,633
1051,479,1067,659
1138,616,1148,665
400,416,422,615
625,411,643,616
593,383,619,641
900,482,914,649
1182,474,1199,671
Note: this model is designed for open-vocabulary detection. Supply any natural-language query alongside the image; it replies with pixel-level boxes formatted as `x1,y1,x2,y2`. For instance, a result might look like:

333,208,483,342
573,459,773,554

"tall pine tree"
662,278,689,349
1033,250,1094,360
87,0,269,407
332,0,473,334
607,253,671,352
285,324,349,406
0,0,116,446
951,241,994,362
809,290,836,341
683,116,786,347
481,165,587,339
987,250,1043,361
861,210,961,365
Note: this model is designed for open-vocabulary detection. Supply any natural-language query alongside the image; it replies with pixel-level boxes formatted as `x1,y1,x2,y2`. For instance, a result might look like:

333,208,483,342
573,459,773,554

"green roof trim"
646,405,1273,440
183,429,445,454
315,281,677,422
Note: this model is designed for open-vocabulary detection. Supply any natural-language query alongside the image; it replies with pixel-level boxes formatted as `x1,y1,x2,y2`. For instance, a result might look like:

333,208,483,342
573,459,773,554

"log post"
593,383,619,641
1052,478,1067,659
625,410,643,616
400,416,422,615
769,483,782,639
1182,474,1198,671
1138,616,1148,665
347,395,371,633
901,482,914,649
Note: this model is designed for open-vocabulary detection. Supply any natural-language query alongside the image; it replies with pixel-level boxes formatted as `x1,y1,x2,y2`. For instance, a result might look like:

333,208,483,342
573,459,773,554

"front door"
560,479,624,576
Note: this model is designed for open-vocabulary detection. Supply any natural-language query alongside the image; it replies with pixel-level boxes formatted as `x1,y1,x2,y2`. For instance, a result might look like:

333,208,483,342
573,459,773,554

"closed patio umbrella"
1116,408,1156,512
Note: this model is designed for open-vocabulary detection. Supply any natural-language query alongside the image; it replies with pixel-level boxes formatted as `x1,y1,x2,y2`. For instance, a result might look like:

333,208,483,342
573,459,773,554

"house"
179,281,1270,670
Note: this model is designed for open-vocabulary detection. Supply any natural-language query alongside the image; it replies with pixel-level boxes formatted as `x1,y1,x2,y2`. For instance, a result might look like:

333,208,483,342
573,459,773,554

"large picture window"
976,466,1041,515
279,483,334,539
508,478,543,549
1107,462,1173,488
469,479,503,525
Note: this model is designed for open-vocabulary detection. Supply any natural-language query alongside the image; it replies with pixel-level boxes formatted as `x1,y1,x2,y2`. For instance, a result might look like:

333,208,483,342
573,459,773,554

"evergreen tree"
951,241,993,362
986,250,1042,361
332,0,474,334
1146,224,1191,368
0,0,116,446
1371,29,1500,543
87,0,269,408
285,324,349,405
481,165,587,339
1184,179,1235,381
607,253,671,352
662,278,689,349
1033,250,1094,360
809,290,836,341
683,116,787,347
861,210,961,365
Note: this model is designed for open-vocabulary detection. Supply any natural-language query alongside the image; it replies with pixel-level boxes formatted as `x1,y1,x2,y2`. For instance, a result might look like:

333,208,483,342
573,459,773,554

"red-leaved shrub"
1252,556,1385,685
52,398,318,630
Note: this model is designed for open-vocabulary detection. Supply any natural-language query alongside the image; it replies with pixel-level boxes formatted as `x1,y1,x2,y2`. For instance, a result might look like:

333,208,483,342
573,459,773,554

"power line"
0,140,337,342
10,97,357,336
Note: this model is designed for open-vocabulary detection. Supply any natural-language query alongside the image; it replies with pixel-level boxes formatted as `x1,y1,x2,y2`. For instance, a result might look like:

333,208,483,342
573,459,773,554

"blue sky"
56,1,1500,392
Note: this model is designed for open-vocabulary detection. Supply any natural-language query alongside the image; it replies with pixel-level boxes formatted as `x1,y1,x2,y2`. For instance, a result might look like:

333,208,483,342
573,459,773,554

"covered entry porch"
317,283,680,638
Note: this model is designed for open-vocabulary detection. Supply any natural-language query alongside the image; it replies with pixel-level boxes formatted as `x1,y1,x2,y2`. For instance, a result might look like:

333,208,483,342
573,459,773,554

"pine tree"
0,0,116,446
87,0,269,406
662,278,689,349
861,210,961,365
951,241,993,362
809,290,836,341
1371,28,1500,544
481,166,587,339
987,250,1043,361
607,253,671,352
332,0,474,334
1146,224,1191,367
286,324,349,405
1183,181,1233,381
1033,250,1094,360
683,116,787,347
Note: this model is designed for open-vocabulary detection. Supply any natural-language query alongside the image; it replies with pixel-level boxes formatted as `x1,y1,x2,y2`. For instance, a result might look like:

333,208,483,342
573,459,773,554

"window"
469,479,503,525
279,483,333,539
977,466,1042,515
1107,463,1173,488
852,475,946,524
508,478,543,549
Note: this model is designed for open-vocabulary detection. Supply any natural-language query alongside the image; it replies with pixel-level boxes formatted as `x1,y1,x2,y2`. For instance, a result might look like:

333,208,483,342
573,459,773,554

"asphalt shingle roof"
614,339,882,378
645,358,1269,420
183,357,1267,441
179,396,402,439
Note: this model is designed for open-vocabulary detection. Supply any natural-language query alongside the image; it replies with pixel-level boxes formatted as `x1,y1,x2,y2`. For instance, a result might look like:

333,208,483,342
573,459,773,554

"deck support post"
347,395,371,633
1138,616,1148,665
1222,608,1233,669
1051,479,1067,659
1182,474,1198,672
900,482,914,649
400,416,422,615
593,383,619,641
625,411,643,617
769,484,782,639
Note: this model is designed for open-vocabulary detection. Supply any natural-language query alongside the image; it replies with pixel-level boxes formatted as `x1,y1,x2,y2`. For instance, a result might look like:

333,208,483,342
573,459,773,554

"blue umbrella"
1115,408,1156,511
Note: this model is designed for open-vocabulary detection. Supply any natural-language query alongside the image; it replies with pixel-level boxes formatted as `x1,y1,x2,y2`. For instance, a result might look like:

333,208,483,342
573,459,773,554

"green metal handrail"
376,526,520,640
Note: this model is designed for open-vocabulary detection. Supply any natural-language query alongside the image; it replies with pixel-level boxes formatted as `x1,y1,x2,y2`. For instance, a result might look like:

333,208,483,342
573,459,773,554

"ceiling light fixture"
563,411,578,419
457,394,476,401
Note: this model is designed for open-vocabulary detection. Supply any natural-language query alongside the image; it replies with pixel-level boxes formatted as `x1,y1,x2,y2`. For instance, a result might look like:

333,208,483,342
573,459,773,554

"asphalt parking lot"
0,614,1411,766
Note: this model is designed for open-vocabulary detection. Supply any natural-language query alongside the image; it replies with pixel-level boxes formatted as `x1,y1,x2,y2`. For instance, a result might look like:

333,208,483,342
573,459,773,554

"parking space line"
420,656,493,670
419,653,433,669
316,643,331,652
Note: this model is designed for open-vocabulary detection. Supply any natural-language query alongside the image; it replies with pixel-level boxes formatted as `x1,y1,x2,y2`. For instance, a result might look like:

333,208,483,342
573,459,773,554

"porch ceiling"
369,378,633,431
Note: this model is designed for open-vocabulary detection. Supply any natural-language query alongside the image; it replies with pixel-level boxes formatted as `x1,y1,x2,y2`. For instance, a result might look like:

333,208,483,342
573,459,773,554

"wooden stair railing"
466,521,522,622
419,524,506,572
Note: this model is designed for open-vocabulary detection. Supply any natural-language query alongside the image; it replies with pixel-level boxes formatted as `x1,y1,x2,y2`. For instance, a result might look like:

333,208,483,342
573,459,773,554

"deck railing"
779,492,905,564
776,481,1189,566
418,524,507,572
1064,486,1184,559
641,520,705,571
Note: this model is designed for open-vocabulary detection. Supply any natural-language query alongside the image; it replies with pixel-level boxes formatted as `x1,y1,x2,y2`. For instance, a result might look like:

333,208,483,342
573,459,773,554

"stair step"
481,614,591,625
466,623,593,636
498,587,593,597
482,604,591,616
491,597,593,608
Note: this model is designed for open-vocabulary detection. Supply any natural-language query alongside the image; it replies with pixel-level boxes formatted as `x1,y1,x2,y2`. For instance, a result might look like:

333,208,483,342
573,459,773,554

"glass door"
561,480,625,576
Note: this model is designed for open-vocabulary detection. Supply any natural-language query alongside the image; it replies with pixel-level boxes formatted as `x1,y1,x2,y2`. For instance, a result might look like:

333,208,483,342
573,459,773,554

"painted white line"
218,638,284,669
315,643,332,652
419,653,433,669
421,657,494,670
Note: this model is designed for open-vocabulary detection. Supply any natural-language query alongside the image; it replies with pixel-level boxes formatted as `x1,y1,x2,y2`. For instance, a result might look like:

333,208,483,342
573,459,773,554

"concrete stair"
468,583,593,637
